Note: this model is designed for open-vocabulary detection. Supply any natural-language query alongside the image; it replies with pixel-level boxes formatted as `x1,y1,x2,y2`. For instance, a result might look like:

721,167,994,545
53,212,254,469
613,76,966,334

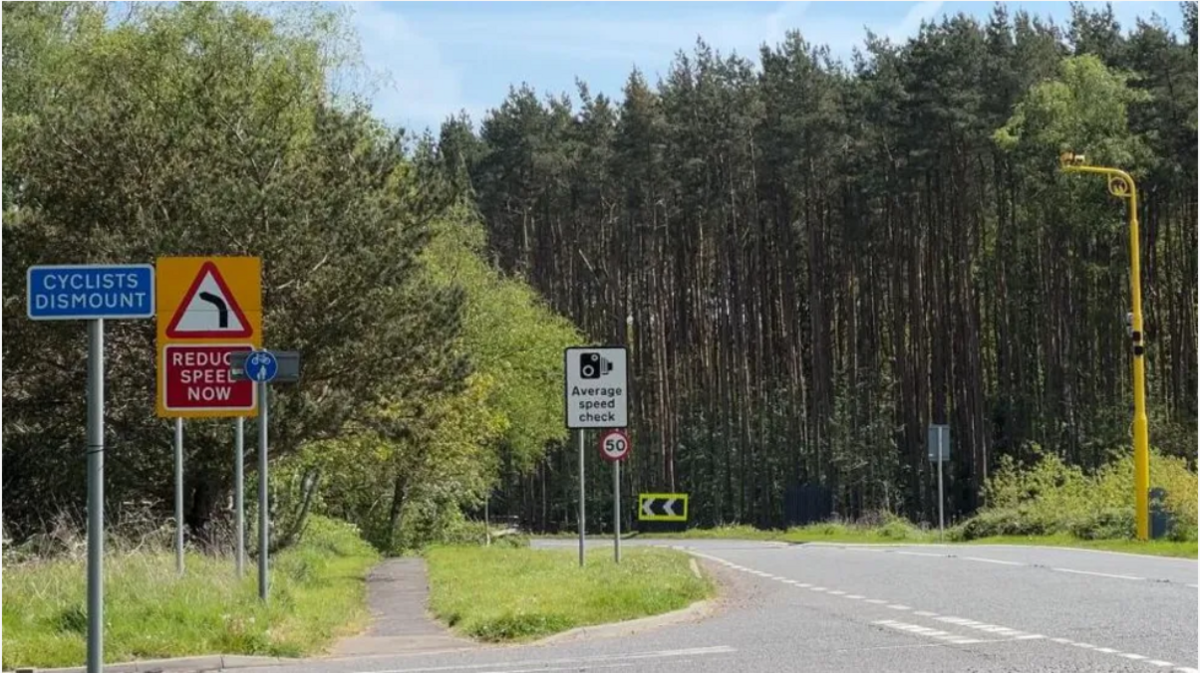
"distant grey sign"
928,424,950,462
230,350,301,384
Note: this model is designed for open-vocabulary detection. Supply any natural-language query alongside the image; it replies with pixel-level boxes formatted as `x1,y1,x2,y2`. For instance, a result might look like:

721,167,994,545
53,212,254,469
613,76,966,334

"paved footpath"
327,557,477,658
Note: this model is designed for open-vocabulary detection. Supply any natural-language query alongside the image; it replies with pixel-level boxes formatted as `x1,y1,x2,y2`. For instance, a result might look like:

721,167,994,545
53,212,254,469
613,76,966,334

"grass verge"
2,516,379,669
425,546,713,642
605,524,1197,558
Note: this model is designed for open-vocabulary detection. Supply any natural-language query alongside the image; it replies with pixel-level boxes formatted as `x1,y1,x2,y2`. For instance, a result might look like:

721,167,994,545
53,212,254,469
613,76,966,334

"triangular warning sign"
166,262,253,338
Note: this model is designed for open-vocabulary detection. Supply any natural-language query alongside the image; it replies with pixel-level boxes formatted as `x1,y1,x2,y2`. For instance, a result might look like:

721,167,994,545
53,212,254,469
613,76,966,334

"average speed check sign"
599,429,630,462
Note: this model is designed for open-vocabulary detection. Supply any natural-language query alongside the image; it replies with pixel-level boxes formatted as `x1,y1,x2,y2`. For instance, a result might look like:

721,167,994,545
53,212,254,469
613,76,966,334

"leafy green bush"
961,446,1198,541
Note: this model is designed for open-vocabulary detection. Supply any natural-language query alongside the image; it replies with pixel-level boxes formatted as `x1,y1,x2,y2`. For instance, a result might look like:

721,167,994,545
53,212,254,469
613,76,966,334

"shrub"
965,446,1198,541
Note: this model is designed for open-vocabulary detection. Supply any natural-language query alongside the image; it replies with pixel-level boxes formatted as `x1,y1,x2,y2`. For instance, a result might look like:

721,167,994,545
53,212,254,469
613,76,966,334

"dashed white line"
961,556,1024,566
685,549,1186,670
1051,567,1144,581
896,551,945,558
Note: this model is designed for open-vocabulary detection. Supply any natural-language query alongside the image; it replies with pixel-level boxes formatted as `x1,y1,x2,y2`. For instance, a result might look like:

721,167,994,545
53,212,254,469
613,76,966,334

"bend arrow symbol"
642,499,655,517
662,499,677,516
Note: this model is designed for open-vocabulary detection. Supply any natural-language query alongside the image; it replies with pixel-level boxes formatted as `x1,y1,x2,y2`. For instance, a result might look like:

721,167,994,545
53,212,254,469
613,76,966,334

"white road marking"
961,556,1024,566
476,664,634,673
796,583,812,588
355,646,738,673
896,551,945,558
1051,567,1144,581
683,548,1186,670
874,620,993,645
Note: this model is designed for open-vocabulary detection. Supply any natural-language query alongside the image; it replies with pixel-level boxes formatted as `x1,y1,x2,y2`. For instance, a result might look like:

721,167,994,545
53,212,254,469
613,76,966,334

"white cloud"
347,3,471,132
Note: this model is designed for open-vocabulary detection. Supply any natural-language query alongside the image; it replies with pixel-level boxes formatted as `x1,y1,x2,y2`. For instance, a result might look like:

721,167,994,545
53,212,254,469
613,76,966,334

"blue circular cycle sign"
246,349,278,383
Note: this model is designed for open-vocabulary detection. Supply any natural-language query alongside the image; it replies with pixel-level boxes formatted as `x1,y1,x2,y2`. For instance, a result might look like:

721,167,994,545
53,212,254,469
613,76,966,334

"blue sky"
344,1,1185,133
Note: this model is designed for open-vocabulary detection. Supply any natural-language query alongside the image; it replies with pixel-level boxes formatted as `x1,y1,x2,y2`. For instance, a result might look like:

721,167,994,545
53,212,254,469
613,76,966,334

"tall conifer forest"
451,3,1198,531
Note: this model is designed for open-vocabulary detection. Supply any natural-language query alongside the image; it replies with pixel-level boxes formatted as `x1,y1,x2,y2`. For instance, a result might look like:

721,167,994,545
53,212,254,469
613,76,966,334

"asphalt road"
236,539,1198,673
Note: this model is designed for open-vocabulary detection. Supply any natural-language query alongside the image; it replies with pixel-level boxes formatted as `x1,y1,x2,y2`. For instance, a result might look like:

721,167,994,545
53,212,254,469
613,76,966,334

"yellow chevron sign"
638,493,688,521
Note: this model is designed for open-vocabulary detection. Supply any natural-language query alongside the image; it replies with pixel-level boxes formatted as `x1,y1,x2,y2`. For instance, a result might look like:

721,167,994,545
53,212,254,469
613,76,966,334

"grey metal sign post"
27,263,156,673
235,416,246,576
564,347,629,568
578,429,586,567
232,349,300,602
598,429,629,564
175,417,184,575
257,375,270,600
928,424,950,540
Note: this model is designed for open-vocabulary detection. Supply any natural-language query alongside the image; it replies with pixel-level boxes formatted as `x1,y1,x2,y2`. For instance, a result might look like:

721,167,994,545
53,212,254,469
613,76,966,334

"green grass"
2,516,379,669
584,523,1198,558
425,546,713,642
960,534,1198,558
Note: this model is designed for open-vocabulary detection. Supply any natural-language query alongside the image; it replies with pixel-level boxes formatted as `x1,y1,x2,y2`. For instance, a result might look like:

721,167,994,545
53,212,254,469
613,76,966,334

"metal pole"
235,416,245,577
86,319,105,673
937,426,945,542
1126,186,1150,542
484,496,490,547
578,429,585,568
174,417,184,576
258,380,269,601
614,459,621,564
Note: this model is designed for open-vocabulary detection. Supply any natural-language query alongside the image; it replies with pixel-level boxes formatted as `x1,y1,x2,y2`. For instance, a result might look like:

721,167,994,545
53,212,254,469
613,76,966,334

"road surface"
237,539,1198,673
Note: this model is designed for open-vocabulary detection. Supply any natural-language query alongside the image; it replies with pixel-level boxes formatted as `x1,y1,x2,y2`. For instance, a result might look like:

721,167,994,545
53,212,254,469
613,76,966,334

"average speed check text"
570,384,624,424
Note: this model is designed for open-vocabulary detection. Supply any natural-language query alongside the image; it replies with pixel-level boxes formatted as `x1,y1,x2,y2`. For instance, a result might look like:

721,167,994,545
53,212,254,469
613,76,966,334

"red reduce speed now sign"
598,429,630,462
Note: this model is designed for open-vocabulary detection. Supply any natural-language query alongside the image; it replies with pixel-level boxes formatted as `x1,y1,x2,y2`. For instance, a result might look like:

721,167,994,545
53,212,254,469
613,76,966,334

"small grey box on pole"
175,417,184,575
928,424,950,540
235,416,246,577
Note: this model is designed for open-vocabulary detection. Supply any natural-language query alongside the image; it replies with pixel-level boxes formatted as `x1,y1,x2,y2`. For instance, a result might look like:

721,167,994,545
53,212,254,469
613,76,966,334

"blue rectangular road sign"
27,264,156,320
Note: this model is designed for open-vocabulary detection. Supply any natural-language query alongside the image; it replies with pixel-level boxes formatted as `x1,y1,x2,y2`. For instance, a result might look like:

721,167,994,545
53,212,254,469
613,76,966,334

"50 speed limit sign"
598,429,630,462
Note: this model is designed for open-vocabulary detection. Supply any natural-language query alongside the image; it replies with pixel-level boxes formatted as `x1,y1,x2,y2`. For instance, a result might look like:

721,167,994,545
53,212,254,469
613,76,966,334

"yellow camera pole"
1059,153,1150,541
